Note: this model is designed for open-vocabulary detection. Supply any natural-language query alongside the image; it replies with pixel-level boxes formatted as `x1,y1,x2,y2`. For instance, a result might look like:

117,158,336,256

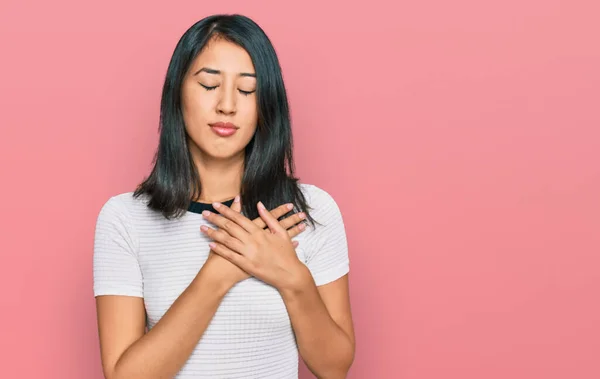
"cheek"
183,92,214,126
237,100,258,141
238,98,258,123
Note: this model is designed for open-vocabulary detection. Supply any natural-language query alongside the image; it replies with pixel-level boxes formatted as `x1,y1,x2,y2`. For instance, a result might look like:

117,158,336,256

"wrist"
279,263,313,298
194,267,233,297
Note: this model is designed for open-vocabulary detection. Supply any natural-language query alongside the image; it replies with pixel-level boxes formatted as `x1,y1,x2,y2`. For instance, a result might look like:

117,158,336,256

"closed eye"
200,83,217,91
199,83,255,96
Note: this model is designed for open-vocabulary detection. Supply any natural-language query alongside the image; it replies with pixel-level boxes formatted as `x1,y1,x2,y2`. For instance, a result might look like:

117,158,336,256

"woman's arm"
201,196,355,378
281,269,355,379
95,199,307,379
96,266,231,379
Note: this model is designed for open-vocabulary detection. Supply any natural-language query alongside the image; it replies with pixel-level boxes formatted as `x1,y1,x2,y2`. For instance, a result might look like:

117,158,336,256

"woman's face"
181,37,258,162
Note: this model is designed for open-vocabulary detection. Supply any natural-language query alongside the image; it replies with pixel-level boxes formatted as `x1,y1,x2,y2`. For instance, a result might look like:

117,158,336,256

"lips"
209,122,239,137
210,122,238,129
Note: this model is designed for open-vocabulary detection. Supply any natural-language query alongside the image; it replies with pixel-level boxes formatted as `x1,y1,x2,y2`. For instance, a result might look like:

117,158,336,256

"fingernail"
287,203,293,210
234,195,240,203
202,210,211,217
209,242,216,249
200,225,208,232
299,212,305,219
258,201,265,210
299,223,306,230
212,202,221,209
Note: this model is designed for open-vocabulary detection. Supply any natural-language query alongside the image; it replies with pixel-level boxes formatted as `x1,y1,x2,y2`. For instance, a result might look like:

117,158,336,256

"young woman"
93,14,354,379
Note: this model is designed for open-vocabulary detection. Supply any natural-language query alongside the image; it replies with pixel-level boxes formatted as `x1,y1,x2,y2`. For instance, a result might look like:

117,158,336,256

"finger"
251,203,293,229
251,217,266,229
257,201,286,236
212,202,259,234
279,211,306,230
231,195,242,213
202,210,249,242
269,203,295,222
200,225,245,253
287,222,307,239
209,241,248,270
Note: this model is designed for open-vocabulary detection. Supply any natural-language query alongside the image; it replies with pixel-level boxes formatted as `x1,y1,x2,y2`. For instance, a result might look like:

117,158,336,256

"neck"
192,150,244,204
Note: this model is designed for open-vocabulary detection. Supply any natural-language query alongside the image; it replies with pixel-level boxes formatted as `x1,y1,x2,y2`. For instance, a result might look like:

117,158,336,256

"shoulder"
298,183,340,210
96,191,153,226
298,183,345,226
98,191,141,215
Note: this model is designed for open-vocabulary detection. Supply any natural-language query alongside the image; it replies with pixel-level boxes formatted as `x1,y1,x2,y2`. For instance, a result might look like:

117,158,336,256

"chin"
204,146,246,161
210,152,241,160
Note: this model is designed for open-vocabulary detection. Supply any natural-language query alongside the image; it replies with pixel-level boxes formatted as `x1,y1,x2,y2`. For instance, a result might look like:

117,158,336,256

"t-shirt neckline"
187,198,235,214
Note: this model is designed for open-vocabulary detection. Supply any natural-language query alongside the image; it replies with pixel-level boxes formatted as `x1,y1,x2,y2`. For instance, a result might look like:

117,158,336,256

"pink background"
1,0,599,378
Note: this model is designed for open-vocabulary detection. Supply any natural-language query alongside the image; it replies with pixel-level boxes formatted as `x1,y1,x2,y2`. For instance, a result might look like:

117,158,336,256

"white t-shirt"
93,183,350,378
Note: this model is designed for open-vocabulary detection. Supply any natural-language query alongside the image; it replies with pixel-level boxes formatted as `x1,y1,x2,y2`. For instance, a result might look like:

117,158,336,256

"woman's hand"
200,201,310,291
201,197,306,289
201,196,251,287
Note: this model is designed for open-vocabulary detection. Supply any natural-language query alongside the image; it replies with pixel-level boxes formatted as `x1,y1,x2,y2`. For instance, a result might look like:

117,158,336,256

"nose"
216,85,236,115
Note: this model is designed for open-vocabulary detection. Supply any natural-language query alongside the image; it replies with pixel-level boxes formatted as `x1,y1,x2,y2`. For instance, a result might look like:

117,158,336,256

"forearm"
280,266,354,379
109,272,230,379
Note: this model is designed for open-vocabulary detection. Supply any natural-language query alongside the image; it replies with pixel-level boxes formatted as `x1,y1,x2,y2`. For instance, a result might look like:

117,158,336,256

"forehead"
192,38,255,74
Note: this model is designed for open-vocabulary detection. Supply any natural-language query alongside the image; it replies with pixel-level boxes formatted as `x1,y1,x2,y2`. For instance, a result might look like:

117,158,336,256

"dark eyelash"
200,83,217,91
199,83,255,96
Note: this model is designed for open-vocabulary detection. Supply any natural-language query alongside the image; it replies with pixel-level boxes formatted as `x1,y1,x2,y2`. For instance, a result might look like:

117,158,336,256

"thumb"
231,194,242,213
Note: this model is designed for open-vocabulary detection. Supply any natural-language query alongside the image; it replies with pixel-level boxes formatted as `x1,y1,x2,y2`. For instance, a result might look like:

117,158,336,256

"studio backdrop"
1,0,599,378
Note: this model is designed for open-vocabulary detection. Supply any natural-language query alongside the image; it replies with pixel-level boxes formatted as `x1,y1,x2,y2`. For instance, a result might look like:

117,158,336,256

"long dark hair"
134,14,317,228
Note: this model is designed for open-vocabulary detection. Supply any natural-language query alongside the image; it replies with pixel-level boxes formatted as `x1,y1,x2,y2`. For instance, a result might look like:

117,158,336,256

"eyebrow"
193,67,256,78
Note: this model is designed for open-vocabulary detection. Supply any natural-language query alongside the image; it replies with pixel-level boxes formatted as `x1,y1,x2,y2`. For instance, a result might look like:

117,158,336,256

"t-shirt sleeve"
93,196,143,298
303,186,350,286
